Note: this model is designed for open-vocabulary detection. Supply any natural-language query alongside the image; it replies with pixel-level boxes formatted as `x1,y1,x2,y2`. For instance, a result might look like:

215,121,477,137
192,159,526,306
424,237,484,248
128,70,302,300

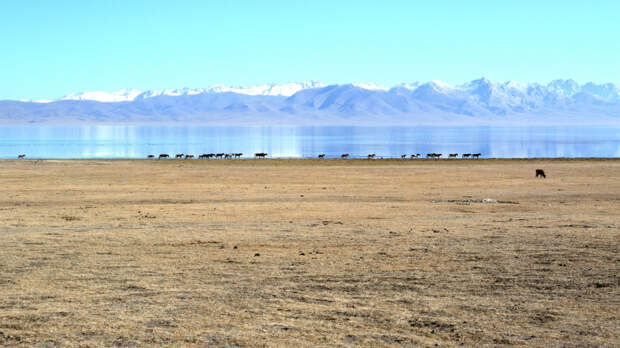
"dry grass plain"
0,158,618,347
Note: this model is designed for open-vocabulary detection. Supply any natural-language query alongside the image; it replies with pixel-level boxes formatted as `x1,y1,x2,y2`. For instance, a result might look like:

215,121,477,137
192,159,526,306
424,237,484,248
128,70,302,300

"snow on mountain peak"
206,81,326,96
547,79,580,97
352,83,389,91
61,89,142,102
428,80,454,91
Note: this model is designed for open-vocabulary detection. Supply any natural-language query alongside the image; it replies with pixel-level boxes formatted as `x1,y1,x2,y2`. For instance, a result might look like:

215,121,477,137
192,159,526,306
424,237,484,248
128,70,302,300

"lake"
1,125,619,159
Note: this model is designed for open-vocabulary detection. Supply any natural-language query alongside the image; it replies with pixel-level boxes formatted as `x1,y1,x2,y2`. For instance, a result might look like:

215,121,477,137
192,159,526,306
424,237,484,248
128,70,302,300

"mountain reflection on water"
0,125,618,159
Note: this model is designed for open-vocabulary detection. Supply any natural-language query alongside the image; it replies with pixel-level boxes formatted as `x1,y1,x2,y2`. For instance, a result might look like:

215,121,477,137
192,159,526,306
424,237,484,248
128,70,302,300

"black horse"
159,154,169,159
255,152,268,158
536,169,546,178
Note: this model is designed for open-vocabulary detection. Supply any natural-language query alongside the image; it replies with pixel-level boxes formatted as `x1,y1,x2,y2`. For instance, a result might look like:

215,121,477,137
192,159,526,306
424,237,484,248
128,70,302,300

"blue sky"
1,0,618,100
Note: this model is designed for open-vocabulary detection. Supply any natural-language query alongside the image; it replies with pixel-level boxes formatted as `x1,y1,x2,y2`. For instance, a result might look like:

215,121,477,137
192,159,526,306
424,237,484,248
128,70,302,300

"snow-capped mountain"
2,78,619,125
205,81,326,96
55,81,328,103
61,89,143,102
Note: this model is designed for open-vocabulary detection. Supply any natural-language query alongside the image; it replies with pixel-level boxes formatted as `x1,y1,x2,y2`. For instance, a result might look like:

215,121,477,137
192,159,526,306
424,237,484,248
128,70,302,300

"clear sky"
1,0,619,100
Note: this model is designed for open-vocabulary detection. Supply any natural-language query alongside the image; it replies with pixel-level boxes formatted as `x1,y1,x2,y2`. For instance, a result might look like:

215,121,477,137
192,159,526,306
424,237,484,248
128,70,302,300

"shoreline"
2,157,619,162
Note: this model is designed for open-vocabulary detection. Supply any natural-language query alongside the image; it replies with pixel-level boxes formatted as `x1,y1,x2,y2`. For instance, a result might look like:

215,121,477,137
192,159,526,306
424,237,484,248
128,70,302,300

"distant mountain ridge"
3,78,620,125
32,81,328,103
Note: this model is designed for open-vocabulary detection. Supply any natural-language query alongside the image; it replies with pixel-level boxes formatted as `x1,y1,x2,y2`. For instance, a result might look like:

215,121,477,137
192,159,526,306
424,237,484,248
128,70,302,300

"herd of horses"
15,152,483,160
14,152,548,176
144,152,482,159
150,152,267,159
340,153,481,159
423,153,482,159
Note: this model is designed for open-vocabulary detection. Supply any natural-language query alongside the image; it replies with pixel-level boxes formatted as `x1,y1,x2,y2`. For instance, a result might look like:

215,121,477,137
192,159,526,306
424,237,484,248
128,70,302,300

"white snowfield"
60,89,143,102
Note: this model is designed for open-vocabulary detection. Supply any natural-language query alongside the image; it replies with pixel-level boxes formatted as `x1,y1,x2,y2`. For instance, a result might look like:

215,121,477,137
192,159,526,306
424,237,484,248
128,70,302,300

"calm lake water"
0,125,619,159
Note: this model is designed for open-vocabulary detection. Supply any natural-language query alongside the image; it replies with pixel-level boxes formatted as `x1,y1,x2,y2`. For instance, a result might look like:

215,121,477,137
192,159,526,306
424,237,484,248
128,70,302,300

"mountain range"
2,78,619,125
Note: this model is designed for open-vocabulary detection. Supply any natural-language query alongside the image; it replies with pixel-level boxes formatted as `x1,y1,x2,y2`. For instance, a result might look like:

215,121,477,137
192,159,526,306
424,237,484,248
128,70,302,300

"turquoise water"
0,125,619,159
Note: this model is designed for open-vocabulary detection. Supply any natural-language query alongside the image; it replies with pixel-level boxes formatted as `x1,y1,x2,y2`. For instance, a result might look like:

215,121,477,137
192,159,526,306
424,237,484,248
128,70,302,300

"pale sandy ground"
0,159,618,347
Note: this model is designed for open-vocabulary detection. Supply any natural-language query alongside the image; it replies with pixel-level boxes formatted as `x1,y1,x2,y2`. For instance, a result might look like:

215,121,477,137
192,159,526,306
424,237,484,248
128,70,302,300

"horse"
255,152,267,158
449,153,458,158
472,153,481,159
147,155,155,158
159,154,169,159
224,153,232,159
401,154,407,159
185,154,194,159
341,154,349,159
536,169,546,178
215,153,224,159
368,154,376,159
318,154,325,159
198,154,208,159
17,154,26,159
462,153,471,158
175,153,184,159
411,154,420,159
234,153,242,159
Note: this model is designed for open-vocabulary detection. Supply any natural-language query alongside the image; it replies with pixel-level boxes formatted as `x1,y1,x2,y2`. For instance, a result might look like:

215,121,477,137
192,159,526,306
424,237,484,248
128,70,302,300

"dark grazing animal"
536,169,546,178
341,154,349,159
159,154,169,159
175,153,184,159
198,154,208,159
147,155,155,158
255,152,267,158
233,153,242,158
318,154,325,159
411,154,420,159
449,153,458,158
216,153,224,159
224,153,232,159
17,154,26,159
472,153,481,159
401,154,407,159
462,153,471,158
368,154,376,159
185,154,194,159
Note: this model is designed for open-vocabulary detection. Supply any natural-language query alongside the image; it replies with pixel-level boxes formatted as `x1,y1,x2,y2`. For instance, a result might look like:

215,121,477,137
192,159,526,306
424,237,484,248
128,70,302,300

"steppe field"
0,158,618,347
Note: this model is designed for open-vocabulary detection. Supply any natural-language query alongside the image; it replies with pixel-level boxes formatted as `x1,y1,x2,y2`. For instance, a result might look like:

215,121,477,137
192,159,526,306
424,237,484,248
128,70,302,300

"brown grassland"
0,158,618,347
